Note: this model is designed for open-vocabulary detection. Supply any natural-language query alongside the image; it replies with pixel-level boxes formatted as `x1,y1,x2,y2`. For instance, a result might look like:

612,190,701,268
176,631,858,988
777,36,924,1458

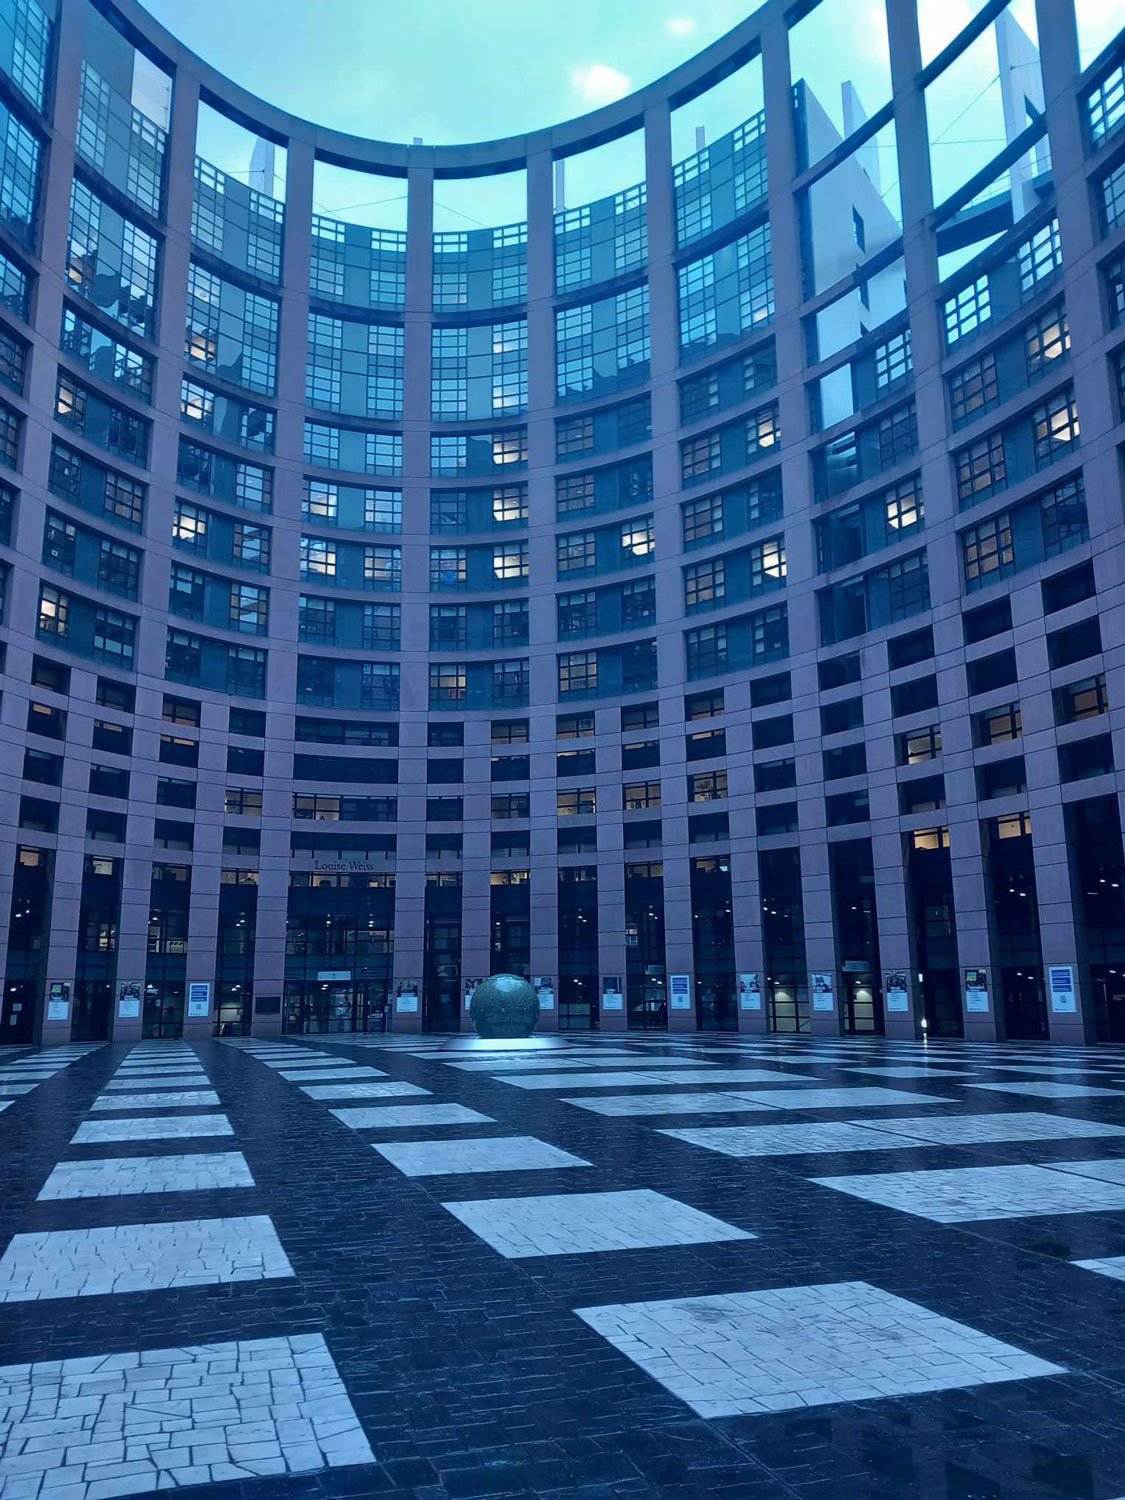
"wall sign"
117,981,142,1019
46,981,71,1023
601,977,624,1012
317,970,351,982
738,973,762,1011
534,976,555,1011
811,972,835,1012
463,978,480,1012
669,973,693,1011
1048,965,1077,1014
964,969,989,1014
254,995,281,1016
187,982,211,1019
884,971,909,1014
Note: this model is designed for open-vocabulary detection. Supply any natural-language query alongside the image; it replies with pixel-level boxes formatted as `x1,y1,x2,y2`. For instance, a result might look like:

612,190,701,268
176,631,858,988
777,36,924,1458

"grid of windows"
674,112,767,247
0,98,39,248
307,313,404,420
555,286,650,401
61,307,153,400
678,226,774,359
192,157,284,282
303,422,403,477
310,216,406,309
431,321,527,420
76,61,166,217
0,0,51,110
554,181,647,294
66,178,157,338
185,262,279,396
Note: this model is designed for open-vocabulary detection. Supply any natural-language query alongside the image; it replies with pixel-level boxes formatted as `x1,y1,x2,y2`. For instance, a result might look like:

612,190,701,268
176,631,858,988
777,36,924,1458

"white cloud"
666,16,697,37
570,63,632,107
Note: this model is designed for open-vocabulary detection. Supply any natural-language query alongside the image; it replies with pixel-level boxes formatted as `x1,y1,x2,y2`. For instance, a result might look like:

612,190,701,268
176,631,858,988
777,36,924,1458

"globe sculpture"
469,974,541,1039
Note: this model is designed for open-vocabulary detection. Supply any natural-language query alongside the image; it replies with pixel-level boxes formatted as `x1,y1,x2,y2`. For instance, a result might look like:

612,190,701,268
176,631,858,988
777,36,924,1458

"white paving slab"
565,1092,775,1117
0,1085,35,1096
259,1057,351,1069
443,1057,722,1072
90,1091,221,1111
442,1188,753,1258
731,1087,958,1110
812,1162,1125,1222
856,1112,1125,1146
0,1332,373,1495
495,1069,811,1090
102,1075,210,1090
0,1216,293,1301
278,1067,388,1081
661,1122,928,1157
330,1105,494,1129
71,1115,234,1143
844,1067,975,1079
573,1281,1062,1418
300,1081,429,1100
38,1153,254,1200
966,1081,1123,1099
1072,1255,1125,1283
372,1135,589,1176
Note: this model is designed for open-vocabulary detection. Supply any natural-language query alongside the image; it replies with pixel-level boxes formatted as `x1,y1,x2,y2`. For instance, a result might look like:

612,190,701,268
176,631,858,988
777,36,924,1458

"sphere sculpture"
469,974,541,1039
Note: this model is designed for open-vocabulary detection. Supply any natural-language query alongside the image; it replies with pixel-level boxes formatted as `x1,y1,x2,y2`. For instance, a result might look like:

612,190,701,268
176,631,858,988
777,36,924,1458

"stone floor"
8,1034,1125,1497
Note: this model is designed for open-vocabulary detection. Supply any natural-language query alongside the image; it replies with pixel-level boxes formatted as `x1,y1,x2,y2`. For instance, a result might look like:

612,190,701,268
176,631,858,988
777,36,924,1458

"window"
492,542,527,583
557,712,594,739
688,771,726,803
944,275,990,346
684,559,725,612
1040,476,1089,556
875,329,911,390
885,477,922,538
681,431,720,482
975,704,1021,746
899,726,941,765
962,513,1014,590
557,787,596,816
877,404,917,469
1057,674,1108,724
429,663,466,706
619,518,654,563
224,788,262,816
557,531,595,578
430,547,466,589
682,494,723,547
230,584,268,635
1025,306,1070,380
954,432,1008,507
363,545,401,590
949,352,999,428
685,624,727,679
1032,389,1079,468
363,603,399,649
233,524,269,572
558,650,597,696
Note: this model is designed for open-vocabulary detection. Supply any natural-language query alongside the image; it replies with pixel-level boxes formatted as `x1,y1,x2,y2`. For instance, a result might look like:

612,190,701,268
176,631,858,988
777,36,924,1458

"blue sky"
141,0,1118,230
141,0,768,145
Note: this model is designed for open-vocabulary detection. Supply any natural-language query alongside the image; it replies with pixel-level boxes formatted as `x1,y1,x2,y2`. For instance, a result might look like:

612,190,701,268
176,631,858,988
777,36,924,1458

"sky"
139,0,1120,228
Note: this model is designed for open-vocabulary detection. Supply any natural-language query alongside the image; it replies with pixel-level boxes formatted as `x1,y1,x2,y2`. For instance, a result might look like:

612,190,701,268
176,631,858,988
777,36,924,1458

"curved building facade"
0,0,1123,1044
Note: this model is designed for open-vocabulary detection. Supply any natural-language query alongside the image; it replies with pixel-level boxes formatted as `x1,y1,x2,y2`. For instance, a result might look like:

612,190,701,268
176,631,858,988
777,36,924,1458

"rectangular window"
1032,388,1079,468
962,513,1015,590
955,432,1007,508
948,352,999,429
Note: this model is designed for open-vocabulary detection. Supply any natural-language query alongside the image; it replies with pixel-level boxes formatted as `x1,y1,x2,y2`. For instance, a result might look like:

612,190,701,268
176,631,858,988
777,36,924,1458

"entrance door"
1093,968,1125,1041
558,975,598,1030
841,973,884,1034
72,980,111,1041
1001,969,1048,1040
921,972,963,1037
628,971,667,1030
1,980,36,1044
